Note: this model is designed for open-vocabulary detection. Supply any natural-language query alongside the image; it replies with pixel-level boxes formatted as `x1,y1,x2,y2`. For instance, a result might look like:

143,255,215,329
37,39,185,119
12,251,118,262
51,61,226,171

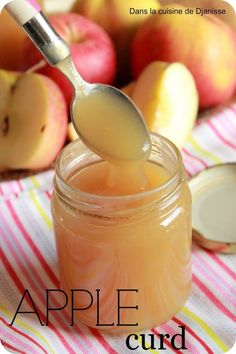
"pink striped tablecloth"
1,101,236,354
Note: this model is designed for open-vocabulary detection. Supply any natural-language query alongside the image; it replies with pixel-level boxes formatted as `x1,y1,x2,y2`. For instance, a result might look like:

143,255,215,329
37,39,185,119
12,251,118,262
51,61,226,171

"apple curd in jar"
51,133,192,333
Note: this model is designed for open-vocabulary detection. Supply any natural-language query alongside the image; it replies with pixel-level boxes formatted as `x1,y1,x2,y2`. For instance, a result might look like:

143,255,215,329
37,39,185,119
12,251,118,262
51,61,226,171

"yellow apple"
0,70,68,170
130,62,199,147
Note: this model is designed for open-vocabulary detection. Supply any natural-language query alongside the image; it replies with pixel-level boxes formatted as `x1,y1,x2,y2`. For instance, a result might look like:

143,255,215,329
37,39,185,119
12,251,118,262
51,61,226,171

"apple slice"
0,71,68,170
0,70,20,171
0,70,19,120
68,122,79,141
131,61,199,147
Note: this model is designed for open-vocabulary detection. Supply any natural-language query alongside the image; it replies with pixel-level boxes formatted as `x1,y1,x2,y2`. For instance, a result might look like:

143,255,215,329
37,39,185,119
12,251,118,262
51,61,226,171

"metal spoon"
6,0,151,161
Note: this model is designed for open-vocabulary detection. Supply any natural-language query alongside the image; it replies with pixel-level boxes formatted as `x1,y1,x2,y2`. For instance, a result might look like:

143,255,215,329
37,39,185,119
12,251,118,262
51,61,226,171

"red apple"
20,13,117,106
72,0,160,84
132,5,236,109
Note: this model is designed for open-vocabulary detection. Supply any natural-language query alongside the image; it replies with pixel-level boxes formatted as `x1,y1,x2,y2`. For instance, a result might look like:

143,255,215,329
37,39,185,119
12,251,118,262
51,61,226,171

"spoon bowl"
57,56,151,162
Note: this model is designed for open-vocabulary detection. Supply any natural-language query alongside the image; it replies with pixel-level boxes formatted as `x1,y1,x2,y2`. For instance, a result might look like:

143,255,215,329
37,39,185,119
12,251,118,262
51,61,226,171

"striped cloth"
1,100,236,354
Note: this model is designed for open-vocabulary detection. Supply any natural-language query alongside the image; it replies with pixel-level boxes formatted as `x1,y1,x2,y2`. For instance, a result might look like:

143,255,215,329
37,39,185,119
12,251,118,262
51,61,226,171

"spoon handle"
5,0,40,24
5,0,70,66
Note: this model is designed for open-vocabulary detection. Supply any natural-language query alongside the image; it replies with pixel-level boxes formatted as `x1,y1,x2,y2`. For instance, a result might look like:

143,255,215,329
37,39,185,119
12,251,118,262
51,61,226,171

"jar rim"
54,132,183,204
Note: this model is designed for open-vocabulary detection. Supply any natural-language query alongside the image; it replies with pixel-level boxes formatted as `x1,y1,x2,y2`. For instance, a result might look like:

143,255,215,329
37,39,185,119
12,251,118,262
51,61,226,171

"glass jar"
51,133,192,333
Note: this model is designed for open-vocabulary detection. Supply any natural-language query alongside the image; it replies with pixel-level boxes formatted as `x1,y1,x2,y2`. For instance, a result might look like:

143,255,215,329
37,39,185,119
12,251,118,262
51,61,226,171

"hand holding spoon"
5,0,151,162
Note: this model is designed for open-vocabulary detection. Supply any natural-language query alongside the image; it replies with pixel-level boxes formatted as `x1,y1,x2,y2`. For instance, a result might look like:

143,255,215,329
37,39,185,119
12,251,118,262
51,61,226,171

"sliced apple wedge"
131,61,199,147
0,70,68,170
68,122,79,141
0,70,19,122
0,71,20,171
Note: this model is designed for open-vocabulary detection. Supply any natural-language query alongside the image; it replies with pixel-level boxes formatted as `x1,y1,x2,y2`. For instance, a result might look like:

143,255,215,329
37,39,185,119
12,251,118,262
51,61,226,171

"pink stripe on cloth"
208,253,236,281
207,120,236,150
1,211,53,289
89,328,118,354
172,317,214,354
195,253,236,295
193,254,236,308
221,112,236,132
45,190,52,199
160,323,195,354
1,327,35,354
181,154,198,176
0,317,47,354
2,341,26,354
6,199,59,287
193,274,236,322
17,181,23,193
182,147,208,169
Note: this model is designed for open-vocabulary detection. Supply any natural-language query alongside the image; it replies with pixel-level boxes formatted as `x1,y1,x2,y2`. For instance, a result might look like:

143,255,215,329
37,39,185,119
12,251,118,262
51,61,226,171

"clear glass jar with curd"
51,133,192,333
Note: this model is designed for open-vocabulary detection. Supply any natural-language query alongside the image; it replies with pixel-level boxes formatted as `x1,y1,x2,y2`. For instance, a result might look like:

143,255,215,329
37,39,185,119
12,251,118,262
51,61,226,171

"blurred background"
0,0,235,173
